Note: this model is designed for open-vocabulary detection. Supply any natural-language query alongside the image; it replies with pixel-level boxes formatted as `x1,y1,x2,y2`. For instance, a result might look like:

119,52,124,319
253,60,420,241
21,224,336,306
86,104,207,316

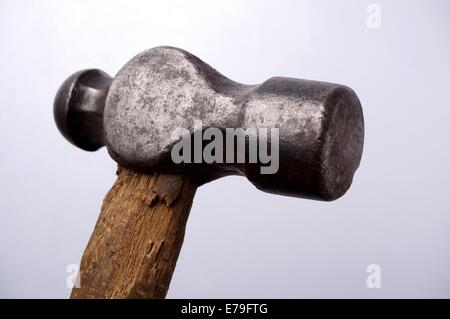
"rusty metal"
54,46,364,200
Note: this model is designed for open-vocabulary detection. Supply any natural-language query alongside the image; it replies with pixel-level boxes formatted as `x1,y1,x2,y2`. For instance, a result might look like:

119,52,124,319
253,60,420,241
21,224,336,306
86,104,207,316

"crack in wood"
70,166,197,299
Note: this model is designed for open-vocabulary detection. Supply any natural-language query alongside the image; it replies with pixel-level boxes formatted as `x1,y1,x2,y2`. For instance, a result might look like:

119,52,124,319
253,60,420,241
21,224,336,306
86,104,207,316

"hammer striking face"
54,46,364,201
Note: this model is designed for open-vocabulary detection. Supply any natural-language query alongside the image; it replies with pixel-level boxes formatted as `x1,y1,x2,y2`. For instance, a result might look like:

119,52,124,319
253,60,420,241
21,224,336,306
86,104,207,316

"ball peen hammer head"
54,46,364,201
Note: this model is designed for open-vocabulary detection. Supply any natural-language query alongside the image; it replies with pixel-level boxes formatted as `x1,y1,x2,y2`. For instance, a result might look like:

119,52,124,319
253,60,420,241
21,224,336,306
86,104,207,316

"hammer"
54,46,364,298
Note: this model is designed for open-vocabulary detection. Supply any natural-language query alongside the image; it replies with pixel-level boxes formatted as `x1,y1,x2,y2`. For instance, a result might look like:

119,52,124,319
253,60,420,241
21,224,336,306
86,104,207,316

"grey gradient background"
0,0,449,298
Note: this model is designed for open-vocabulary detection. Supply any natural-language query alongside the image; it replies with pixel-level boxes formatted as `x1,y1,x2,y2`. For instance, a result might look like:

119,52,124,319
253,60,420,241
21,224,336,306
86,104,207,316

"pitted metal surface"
105,47,243,167
54,46,364,200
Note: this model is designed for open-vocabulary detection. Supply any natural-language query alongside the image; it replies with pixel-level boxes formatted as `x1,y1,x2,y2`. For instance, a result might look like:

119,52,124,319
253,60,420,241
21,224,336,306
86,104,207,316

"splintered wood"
71,166,197,299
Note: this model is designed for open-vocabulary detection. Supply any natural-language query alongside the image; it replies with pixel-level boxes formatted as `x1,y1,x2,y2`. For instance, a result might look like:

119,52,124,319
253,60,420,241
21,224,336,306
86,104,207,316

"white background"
0,0,449,298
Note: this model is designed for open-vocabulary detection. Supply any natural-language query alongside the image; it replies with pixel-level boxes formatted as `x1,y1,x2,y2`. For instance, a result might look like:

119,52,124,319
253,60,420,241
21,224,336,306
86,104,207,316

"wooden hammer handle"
71,166,197,299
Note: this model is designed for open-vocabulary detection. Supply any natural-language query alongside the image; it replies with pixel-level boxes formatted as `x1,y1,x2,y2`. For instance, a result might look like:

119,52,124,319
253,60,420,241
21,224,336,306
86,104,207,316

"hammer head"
54,46,364,201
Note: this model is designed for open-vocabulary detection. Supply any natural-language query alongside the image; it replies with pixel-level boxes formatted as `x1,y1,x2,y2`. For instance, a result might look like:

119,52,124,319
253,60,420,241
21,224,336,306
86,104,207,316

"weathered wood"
71,166,197,299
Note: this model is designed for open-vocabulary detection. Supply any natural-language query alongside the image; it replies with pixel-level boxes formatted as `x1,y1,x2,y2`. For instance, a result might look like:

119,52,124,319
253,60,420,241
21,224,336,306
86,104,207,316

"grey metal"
54,46,364,200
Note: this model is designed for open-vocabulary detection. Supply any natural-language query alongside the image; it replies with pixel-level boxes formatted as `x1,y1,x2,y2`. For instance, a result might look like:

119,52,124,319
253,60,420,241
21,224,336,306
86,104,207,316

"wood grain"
70,166,197,299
